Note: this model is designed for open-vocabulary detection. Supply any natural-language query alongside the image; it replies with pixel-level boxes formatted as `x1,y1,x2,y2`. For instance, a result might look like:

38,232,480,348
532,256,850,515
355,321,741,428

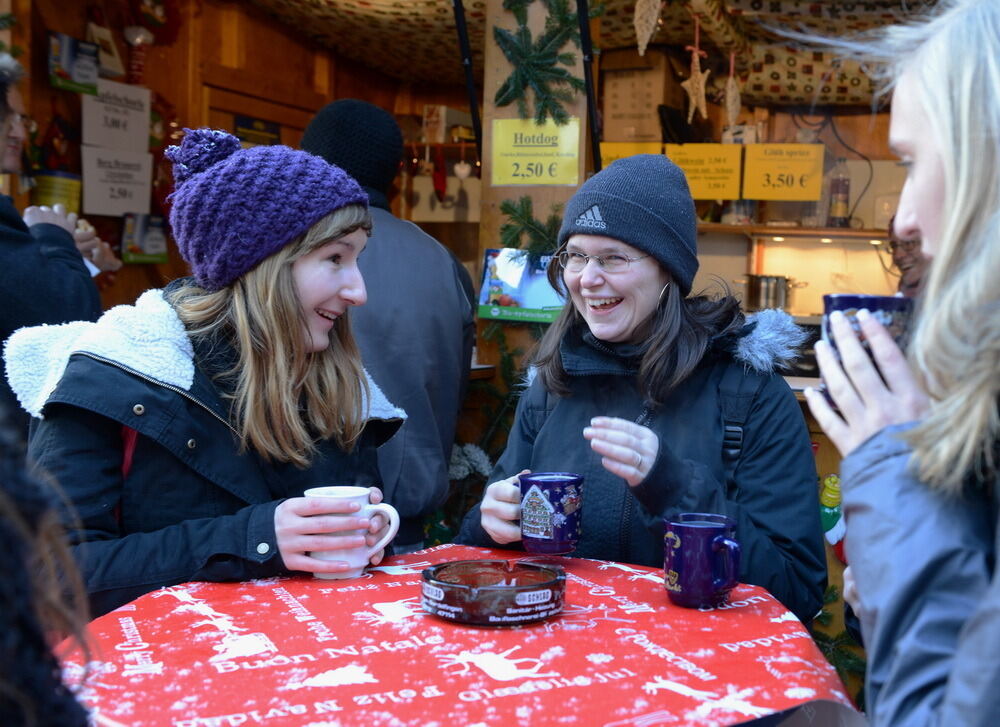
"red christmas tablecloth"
64,544,856,726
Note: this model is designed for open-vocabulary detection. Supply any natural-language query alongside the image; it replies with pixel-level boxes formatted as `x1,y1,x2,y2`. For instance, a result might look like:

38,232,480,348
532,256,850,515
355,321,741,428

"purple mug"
663,513,741,609
820,294,914,409
519,472,583,555
821,294,914,355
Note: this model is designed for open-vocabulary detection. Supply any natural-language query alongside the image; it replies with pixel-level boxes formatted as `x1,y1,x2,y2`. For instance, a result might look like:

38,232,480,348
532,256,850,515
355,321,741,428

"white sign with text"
81,79,150,152
82,145,152,216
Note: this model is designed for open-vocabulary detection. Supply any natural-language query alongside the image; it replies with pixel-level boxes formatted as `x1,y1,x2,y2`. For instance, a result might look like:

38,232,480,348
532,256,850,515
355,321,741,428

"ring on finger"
633,451,642,469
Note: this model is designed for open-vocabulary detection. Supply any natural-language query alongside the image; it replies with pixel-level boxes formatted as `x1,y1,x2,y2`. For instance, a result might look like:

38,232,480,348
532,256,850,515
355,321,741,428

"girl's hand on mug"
363,486,389,565
805,309,929,458
584,417,659,487
481,469,529,544
274,496,370,575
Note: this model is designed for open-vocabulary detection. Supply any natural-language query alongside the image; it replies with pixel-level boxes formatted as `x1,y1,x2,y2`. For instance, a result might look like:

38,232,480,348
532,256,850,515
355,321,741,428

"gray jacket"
842,423,1000,726
351,206,475,544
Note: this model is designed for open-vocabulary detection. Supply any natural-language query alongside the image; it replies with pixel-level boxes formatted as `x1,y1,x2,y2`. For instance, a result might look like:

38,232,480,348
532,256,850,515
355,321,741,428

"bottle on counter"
827,157,851,228
819,473,847,564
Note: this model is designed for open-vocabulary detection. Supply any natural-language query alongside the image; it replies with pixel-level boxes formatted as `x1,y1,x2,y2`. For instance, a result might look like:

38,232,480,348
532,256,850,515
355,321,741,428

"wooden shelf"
698,223,889,240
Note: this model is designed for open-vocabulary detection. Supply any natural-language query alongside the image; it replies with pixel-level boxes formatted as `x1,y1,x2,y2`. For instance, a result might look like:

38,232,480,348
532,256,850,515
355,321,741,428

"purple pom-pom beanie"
166,128,369,291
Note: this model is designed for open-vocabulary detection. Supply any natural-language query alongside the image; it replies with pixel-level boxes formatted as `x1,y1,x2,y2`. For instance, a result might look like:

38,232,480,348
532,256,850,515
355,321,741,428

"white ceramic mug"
303,486,400,580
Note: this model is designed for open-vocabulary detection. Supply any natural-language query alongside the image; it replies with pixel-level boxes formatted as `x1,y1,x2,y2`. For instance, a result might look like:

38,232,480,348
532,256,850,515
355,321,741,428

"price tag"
742,144,824,201
599,142,662,168
81,79,151,153
665,143,743,200
491,118,579,186
82,145,152,216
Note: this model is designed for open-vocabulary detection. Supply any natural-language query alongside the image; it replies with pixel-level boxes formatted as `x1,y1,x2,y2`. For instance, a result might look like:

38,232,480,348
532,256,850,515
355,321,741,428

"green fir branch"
493,0,600,125
499,196,562,255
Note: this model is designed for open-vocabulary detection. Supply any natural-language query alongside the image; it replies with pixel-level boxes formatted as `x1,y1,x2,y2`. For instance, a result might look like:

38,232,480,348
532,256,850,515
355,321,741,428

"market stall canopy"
246,0,933,106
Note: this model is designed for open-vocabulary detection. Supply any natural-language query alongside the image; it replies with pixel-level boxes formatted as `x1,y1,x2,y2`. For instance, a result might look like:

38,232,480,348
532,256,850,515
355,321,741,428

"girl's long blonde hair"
169,204,372,467
808,0,1000,492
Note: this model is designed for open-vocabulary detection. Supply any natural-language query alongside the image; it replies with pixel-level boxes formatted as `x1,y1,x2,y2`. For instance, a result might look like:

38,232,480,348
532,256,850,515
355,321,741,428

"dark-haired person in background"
0,53,116,442
302,100,475,552
888,213,929,298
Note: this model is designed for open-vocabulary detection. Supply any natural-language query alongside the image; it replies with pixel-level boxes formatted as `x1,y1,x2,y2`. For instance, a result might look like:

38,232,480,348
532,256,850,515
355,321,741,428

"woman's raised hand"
805,309,930,458
584,416,659,487
274,487,386,575
480,469,530,544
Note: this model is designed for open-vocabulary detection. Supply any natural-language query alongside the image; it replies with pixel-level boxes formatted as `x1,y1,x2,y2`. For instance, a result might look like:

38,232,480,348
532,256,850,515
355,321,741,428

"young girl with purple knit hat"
3,128,405,616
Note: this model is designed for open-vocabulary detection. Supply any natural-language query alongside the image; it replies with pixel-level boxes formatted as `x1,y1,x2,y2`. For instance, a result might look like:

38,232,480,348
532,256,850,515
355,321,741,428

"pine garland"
498,195,562,254
493,0,602,125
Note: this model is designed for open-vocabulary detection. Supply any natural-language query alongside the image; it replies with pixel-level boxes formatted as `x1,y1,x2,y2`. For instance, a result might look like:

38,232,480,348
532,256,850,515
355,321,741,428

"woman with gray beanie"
458,154,826,623
3,128,405,615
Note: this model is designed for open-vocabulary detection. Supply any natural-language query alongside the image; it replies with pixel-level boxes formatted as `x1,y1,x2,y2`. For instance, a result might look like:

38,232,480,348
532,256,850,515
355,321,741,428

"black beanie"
301,99,403,201
558,154,699,295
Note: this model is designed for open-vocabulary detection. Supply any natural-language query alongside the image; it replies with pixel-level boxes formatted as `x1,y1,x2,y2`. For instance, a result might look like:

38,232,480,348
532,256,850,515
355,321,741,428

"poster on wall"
121,213,168,263
82,79,151,152
48,33,99,94
478,248,564,324
234,115,281,147
81,146,152,217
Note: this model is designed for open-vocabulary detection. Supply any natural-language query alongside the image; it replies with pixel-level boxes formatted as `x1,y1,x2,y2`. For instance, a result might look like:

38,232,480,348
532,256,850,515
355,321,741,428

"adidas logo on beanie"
574,205,607,230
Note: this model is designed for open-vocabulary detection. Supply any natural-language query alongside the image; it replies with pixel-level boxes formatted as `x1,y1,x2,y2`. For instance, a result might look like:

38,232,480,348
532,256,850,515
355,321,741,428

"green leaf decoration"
493,0,603,125
499,196,562,255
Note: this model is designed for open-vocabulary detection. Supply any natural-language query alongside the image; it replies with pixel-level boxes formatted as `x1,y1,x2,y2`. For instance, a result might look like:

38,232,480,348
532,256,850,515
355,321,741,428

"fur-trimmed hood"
731,309,808,374
3,288,407,423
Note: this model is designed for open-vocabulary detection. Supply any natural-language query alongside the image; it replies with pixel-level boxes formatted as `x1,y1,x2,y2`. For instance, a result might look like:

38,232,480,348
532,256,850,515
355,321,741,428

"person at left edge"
3,129,406,616
0,53,104,441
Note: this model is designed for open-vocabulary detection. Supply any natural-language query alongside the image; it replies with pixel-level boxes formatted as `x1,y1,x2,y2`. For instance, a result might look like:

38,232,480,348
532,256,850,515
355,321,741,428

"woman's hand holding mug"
275,486,398,579
806,308,929,458
480,469,530,544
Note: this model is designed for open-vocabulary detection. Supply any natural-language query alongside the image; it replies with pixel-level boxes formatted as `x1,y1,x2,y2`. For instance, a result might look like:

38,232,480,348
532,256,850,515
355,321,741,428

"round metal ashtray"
421,559,565,627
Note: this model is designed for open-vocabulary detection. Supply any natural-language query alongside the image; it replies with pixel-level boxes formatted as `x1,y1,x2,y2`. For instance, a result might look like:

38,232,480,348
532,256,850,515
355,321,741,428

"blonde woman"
804,1,1000,724
3,129,405,616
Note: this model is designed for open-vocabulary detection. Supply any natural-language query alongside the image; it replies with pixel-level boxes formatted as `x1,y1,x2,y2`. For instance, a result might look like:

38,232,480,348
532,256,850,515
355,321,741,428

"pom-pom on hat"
557,154,699,295
166,128,368,291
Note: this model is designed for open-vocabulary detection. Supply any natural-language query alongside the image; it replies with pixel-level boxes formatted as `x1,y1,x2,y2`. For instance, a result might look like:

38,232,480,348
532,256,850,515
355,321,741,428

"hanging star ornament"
724,53,742,128
633,0,663,57
681,49,710,123
681,16,710,124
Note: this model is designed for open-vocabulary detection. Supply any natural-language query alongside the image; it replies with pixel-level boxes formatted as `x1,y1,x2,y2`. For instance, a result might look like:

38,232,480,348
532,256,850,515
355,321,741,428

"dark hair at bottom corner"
533,260,744,404
0,401,90,726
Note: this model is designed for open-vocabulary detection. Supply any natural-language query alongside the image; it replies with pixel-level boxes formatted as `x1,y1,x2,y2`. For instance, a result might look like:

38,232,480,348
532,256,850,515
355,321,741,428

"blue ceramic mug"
821,294,914,355
663,513,741,609
519,472,583,555
820,294,914,409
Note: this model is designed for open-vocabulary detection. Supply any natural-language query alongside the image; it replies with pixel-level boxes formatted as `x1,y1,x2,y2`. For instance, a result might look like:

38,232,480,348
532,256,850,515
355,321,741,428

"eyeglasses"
557,250,648,273
888,238,920,253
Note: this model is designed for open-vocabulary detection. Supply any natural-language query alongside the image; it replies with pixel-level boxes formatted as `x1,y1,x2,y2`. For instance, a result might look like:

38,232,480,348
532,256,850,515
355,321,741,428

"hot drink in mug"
303,486,399,579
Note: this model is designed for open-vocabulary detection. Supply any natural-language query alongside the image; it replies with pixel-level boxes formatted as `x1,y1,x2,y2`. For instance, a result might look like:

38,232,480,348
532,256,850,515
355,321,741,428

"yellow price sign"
742,144,825,201
491,118,580,186
599,141,662,168
665,143,743,200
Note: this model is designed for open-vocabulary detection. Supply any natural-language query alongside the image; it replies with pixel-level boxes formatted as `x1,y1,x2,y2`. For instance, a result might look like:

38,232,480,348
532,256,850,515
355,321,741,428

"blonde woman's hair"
169,204,372,467
804,0,1000,492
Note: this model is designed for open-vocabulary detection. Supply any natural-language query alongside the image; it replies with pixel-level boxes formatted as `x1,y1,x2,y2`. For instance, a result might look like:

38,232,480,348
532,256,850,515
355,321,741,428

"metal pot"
734,275,808,311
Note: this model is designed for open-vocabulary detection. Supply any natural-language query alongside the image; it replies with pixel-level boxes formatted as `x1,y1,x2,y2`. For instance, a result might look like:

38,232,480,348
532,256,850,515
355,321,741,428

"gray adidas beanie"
557,154,699,295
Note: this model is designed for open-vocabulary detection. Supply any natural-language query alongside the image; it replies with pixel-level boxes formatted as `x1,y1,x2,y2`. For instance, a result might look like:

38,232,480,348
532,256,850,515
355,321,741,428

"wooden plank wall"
18,0,470,309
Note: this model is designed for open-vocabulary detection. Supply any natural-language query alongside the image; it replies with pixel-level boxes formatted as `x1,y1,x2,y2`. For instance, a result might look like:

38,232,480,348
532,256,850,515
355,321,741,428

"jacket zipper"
76,351,238,435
